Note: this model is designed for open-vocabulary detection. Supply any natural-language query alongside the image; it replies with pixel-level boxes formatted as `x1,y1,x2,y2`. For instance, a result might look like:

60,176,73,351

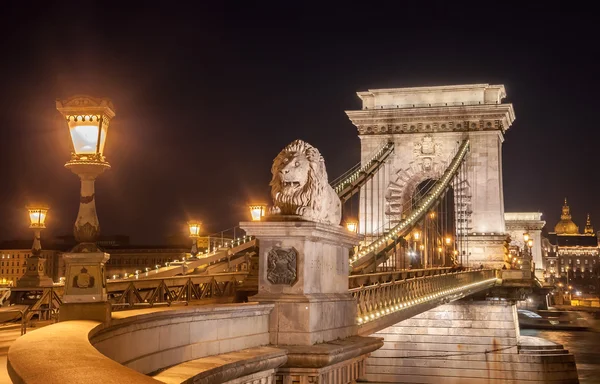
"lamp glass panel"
68,119,100,155
346,222,358,233
250,207,263,221
28,209,47,227
188,223,201,237
98,122,108,155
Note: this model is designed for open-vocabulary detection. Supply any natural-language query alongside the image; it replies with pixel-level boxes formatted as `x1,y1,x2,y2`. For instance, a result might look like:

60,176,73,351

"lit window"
577,259,581,265
585,259,589,265
550,260,554,265
561,267,565,272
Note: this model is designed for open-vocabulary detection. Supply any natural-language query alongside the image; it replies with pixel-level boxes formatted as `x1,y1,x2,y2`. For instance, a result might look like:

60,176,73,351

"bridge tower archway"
346,84,515,268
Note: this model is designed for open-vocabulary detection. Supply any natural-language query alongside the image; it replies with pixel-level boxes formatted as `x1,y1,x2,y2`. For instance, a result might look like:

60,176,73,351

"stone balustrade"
8,303,277,384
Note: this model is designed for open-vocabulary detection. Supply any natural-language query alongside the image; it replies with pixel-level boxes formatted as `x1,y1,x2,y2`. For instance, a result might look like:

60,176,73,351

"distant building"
504,212,545,272
0,235,193,284
0,240,66,286
543,199,599,292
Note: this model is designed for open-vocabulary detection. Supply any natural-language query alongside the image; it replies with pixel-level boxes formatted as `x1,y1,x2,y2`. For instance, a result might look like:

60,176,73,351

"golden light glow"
67,116,107,155
413,231,421,240
419,244,425,251
429,212,436,219
453,250,458,255
27,206,49,228
445,236,452,245
438,247,442,253
345,219,358,233
56,95,115,161
523,232,530,242
527,239,534,248
249,204,267,221
188,221,201,237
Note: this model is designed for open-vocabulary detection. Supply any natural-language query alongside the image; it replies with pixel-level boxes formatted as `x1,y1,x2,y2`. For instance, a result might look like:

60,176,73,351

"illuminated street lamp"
56,95,114,320
249,204,267,222
17,205,53,288
188,220,202,257
445,236,452,246
57,96,115,251
345,219,358,233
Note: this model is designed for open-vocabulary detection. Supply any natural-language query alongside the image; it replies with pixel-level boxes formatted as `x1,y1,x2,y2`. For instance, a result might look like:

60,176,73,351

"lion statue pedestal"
240,139,362,345
240,220,360,345
240,140,382,382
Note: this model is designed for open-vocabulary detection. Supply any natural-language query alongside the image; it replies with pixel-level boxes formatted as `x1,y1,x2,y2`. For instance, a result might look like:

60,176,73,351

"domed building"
543,199,599,292
554,198,579,235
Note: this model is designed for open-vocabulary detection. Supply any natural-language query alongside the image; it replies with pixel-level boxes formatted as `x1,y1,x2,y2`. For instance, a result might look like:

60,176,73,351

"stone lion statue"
269,140,341,225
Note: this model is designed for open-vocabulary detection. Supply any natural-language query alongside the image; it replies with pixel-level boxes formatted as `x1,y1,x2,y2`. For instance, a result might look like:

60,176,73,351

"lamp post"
56,95,114,322
17,205,54,287
188,220,201,258
57,96,115,252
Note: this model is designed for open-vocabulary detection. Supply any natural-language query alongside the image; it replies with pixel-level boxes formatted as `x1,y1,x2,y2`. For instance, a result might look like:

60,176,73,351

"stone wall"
91,303,273,375
364,300,579,383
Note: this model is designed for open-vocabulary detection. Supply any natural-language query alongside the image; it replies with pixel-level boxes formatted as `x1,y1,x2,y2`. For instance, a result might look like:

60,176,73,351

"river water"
520,329,600,383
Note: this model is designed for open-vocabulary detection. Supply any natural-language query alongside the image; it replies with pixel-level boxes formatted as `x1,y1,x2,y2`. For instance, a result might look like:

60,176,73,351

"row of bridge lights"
350,142,469,266
356,276,496,325
334,142,393,194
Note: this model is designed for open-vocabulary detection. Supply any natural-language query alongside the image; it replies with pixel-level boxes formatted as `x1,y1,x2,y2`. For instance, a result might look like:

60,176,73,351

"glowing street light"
413,230,421,241
188,220,202,257
523,232,530,243
249,204,267,222
345,219,358,233
17,205,54,288
57,95,115,251
445,236,452,246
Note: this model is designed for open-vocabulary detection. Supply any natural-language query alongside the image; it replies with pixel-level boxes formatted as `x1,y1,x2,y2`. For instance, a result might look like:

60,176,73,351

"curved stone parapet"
8,303,275,384
8,320,159,384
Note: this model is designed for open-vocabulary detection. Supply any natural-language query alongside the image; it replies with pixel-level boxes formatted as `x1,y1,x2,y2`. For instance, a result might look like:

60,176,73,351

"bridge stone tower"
346,84,515,268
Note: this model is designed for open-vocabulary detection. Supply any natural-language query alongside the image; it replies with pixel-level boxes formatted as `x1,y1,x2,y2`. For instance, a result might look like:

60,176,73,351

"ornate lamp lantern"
17,205,53,287
249,204,267,222
188,220,202,257
57,95,115,252
56,95,114,322
345,219,358,233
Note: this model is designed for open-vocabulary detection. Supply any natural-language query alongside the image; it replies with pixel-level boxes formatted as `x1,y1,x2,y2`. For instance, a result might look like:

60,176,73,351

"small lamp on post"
345,219,358,233
17,205,54,288
56,95,115,323
249,204,267,222
188,220,202,258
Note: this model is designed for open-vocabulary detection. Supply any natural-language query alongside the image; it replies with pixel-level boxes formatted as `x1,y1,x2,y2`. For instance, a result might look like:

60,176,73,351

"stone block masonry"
363,300,579,383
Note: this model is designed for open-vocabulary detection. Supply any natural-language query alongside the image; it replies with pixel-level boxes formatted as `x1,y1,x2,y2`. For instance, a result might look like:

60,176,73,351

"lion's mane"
269,140,341,225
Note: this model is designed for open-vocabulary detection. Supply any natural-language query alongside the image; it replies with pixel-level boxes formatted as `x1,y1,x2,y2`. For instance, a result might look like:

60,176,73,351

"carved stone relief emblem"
413,135,441,157
267,246,298,285
72,267,95,289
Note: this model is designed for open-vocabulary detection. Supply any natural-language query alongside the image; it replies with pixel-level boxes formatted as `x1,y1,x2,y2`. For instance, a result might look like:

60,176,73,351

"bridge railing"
350,268,496,326
332,141,395,203
107,272,248,310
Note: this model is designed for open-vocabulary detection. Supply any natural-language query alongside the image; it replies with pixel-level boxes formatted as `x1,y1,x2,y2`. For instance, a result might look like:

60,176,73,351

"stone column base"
253,292,357,346
275,336,383,384
59,302,111,323
462,234,507,269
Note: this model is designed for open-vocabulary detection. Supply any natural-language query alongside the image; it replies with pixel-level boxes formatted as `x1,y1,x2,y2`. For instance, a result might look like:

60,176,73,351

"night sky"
1,3,598,244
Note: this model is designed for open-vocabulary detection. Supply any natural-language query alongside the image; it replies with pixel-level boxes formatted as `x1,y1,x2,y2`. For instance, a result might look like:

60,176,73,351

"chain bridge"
7,84,579,384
